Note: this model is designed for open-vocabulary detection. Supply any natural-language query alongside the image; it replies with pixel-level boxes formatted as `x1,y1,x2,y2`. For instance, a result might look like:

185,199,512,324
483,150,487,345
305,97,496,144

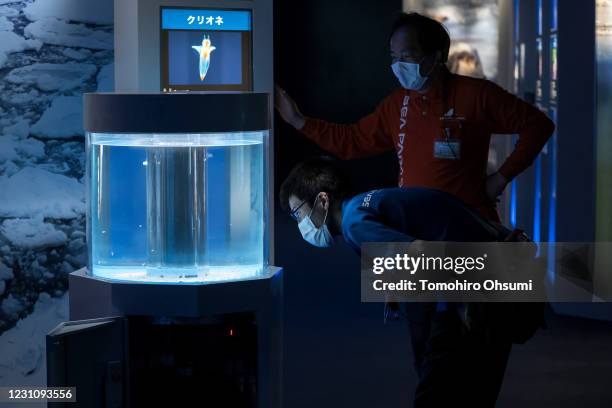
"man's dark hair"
279,157,352,212
389,12,451,62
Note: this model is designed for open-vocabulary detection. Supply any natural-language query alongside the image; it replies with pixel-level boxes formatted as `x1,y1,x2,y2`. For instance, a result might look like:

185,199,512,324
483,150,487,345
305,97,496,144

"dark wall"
556,0,596,242
274,0,401,194
273,1,416,407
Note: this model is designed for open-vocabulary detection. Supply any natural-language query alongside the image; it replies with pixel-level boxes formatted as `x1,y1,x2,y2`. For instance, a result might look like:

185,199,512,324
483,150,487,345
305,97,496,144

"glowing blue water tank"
84,93,270,283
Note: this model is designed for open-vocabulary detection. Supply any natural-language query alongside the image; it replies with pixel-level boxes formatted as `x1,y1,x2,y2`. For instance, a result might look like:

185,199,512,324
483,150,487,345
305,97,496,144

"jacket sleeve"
480,81,556,180
299,94,396,160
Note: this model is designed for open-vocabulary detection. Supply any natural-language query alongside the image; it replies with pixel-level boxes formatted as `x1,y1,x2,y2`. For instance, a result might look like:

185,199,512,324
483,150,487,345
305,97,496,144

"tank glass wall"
86,131,268,283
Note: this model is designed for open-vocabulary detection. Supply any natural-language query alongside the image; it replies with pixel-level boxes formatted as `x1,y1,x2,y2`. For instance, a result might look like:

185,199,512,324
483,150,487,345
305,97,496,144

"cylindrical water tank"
83,93,270,283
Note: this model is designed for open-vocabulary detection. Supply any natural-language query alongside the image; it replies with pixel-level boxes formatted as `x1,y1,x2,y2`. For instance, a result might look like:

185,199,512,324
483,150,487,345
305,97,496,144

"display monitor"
160,7,252,91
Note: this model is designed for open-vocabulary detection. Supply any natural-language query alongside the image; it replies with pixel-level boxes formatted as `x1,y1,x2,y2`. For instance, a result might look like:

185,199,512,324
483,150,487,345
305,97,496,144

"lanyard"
441,74,460,119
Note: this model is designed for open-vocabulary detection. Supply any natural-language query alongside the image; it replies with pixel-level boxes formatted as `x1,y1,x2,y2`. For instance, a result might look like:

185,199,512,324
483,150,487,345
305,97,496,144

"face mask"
391,59,429,91
297,196,334,247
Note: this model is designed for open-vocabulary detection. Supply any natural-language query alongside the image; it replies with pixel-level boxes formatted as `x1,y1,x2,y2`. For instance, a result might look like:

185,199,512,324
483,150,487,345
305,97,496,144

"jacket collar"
409,65,452,100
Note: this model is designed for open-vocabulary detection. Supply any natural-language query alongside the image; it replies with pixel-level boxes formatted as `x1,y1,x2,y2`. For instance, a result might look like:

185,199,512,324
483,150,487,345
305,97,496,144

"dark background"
272,1,612,407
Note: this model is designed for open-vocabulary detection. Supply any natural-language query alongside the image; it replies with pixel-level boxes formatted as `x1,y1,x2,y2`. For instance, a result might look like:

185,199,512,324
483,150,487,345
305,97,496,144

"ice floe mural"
0,0,113,387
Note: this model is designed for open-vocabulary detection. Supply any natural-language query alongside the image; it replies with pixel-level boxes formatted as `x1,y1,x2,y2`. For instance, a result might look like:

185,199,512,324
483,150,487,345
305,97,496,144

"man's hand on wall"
274,85,306,130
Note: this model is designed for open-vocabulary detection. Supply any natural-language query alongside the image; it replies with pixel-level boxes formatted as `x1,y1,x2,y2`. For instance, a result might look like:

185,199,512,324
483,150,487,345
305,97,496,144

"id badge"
434,139,461,159
437,114,464,160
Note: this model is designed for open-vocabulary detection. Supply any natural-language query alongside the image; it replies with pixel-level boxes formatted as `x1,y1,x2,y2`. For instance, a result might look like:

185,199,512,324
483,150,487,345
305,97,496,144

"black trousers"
407,308,512,408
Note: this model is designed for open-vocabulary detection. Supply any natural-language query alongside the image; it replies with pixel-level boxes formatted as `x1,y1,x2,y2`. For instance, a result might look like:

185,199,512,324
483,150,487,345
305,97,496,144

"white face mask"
391,60,429,91
297,196,334,248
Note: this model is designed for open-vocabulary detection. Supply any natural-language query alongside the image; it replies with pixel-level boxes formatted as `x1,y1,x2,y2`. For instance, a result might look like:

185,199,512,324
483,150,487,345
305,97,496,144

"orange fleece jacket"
299,71,555,221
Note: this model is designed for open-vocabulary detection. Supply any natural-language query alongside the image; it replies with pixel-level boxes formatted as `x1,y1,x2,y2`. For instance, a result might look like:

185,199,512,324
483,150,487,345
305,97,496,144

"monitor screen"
160,8,252,91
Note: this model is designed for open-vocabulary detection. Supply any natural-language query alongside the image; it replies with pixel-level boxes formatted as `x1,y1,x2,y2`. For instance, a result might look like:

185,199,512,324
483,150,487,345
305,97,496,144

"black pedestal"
47,267,283,408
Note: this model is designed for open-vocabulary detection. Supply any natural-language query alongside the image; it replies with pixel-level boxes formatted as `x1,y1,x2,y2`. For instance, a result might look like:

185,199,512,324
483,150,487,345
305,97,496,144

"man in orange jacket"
276,12,554,408
276,13,555,223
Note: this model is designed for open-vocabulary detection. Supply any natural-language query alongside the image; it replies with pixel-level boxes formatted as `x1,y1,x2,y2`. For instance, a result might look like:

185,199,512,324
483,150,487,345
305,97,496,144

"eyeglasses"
288,195,316,222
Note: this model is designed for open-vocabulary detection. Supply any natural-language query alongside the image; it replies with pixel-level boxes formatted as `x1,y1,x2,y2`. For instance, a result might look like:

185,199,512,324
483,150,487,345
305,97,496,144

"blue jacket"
341,187,496,254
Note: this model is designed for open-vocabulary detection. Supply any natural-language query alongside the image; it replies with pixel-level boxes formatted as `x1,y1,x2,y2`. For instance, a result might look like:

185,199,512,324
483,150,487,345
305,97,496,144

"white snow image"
0,0,114,394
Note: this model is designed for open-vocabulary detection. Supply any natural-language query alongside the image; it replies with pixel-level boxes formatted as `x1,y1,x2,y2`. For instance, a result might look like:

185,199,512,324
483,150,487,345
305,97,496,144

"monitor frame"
159,6,253,92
